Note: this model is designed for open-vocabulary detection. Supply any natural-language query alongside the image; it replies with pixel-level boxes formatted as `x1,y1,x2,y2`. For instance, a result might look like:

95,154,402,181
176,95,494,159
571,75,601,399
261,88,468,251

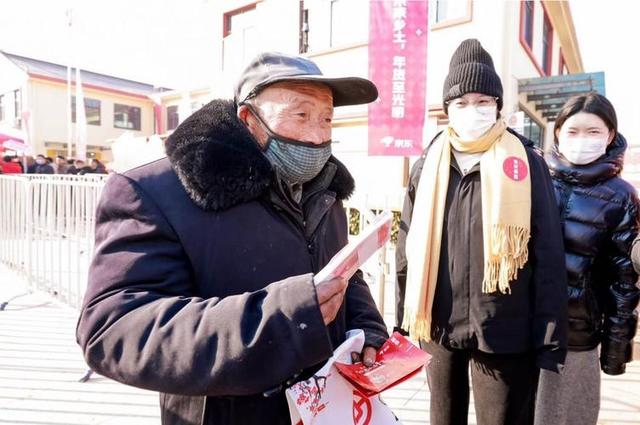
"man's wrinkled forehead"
255,82,333,109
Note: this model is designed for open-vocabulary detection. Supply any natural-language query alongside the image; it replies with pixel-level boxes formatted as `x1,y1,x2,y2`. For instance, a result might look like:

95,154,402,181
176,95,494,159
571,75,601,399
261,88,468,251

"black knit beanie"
442,39,503,114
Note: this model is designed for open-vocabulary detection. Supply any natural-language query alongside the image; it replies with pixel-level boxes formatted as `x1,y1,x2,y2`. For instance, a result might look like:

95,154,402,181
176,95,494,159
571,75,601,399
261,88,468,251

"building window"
542,13,553,75
114,104,141,130
71,97,101,125
14,89,21,119
301,0,369,53
522,110,544,147
521,1,534,48
222,4,258,74
520,1,554,76
430,0,473,28
223,4,256,38
166,105,179,131
329,0,368,47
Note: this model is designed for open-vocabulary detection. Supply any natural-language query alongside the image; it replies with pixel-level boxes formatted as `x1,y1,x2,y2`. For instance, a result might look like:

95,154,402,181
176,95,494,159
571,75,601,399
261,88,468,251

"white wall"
0,56,28,100
0,56,29,131
206,0,573,197
213,0,302,100
426,0,508,109
304,0,369,52
503,1,542,115
160,90,215,132
332,123,406,205
503,1,566,149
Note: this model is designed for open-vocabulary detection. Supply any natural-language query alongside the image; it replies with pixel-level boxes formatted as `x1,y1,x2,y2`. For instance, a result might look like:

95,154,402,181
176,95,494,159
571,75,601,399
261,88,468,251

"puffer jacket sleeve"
601,191,640,375
395,152,426,331
528,150,569,373
76,173,333,396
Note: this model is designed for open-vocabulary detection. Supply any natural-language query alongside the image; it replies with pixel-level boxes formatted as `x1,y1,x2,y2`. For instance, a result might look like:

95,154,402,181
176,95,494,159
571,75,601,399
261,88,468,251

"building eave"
29,73,154,101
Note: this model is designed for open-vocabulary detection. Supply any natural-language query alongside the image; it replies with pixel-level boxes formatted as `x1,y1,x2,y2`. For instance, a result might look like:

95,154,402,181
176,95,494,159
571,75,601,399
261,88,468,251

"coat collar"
546,132,627,185
165,99,354,212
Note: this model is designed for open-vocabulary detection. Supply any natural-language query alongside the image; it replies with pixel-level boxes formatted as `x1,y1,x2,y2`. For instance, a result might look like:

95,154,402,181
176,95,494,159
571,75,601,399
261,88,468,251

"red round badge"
503,157,528,181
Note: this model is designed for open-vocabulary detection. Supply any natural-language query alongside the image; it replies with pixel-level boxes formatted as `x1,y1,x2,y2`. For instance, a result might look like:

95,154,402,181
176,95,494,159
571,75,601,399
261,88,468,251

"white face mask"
558,136,608,165
447,105,497,140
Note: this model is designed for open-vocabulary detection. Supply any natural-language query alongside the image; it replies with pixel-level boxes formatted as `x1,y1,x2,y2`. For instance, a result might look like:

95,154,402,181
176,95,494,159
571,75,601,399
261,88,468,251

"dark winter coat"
76,99,388,425
547,133,640,375
74,166,93,175
78,165,106,175
34,162,54,174
396,128,568,373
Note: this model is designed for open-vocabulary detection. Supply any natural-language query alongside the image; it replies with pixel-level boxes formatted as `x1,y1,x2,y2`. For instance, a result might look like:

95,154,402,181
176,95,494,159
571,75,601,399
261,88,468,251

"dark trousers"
395,274,407,331
423,342,539,425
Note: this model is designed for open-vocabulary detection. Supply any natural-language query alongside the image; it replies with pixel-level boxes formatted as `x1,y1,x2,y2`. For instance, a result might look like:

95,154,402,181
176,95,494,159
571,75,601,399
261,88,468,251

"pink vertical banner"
368,0,428,156
154,104,163,135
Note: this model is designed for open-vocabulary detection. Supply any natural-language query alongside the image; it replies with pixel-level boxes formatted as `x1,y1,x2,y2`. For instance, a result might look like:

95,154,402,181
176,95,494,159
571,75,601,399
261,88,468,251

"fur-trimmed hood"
165,99,355,212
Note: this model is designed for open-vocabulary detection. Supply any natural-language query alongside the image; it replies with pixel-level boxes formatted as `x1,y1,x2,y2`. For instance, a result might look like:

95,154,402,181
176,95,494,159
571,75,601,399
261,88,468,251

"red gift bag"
334,332,430,398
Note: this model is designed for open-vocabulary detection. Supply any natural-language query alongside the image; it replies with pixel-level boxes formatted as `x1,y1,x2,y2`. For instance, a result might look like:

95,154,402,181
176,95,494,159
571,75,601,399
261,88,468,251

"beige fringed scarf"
402,120,531,341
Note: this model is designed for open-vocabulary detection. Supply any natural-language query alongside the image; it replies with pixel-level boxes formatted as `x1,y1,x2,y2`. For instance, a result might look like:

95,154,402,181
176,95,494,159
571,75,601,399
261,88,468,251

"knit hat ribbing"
442,39,503,114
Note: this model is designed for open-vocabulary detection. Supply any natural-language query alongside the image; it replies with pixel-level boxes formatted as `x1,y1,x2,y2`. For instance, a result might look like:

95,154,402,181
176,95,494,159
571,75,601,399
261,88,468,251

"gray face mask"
245,103,332,185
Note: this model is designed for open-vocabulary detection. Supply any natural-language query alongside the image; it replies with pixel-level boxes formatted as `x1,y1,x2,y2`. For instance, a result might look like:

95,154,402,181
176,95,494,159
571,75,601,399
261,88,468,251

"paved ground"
0,267,157,425
1,263,639,424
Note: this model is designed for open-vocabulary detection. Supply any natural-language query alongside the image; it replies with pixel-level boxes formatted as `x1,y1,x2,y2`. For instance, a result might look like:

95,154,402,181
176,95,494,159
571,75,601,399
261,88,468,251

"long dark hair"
554,93,617,143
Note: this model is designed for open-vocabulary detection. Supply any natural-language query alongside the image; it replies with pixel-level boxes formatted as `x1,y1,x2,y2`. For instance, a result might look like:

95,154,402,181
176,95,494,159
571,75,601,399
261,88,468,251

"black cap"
234,52,378,107
442,39,503,114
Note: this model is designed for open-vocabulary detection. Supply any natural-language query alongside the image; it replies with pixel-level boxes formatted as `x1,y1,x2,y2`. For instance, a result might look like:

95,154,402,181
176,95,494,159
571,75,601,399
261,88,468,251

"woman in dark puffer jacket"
535,93,640,425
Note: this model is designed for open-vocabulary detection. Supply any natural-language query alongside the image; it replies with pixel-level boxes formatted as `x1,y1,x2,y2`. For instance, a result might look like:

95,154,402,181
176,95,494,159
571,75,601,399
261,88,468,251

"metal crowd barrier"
1,174,403,314
0,174,107,309
0,175,28,276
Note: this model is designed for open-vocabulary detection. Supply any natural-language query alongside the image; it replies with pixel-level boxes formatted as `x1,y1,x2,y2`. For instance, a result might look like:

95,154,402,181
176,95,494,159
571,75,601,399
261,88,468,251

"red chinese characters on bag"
286,329,402,424
296,390,373,425
353,390,373,425
335,333,430,398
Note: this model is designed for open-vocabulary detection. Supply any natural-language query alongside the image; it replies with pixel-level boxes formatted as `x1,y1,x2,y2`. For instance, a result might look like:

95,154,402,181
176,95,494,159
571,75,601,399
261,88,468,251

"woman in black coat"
535,93,640,425
396,39,568,425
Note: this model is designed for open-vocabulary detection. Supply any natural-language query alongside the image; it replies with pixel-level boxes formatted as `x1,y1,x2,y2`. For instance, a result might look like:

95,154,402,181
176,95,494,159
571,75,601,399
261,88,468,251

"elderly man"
76,52,388,425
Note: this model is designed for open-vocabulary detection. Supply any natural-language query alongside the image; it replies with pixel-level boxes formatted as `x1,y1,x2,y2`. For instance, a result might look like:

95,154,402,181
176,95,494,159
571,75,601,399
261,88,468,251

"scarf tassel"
482,224,531,294
402,311,432,342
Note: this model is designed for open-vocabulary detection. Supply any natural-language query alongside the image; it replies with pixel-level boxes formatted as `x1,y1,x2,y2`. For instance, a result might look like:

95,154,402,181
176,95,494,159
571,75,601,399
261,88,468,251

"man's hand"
351,346,377,367
316,276,348,325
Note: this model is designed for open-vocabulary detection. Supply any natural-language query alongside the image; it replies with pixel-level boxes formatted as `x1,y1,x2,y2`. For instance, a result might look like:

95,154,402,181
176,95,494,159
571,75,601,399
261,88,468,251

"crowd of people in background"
0,154,108,175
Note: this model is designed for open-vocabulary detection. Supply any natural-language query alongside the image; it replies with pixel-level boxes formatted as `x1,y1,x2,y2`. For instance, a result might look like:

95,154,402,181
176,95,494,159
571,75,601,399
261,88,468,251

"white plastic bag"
286,330,401,425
